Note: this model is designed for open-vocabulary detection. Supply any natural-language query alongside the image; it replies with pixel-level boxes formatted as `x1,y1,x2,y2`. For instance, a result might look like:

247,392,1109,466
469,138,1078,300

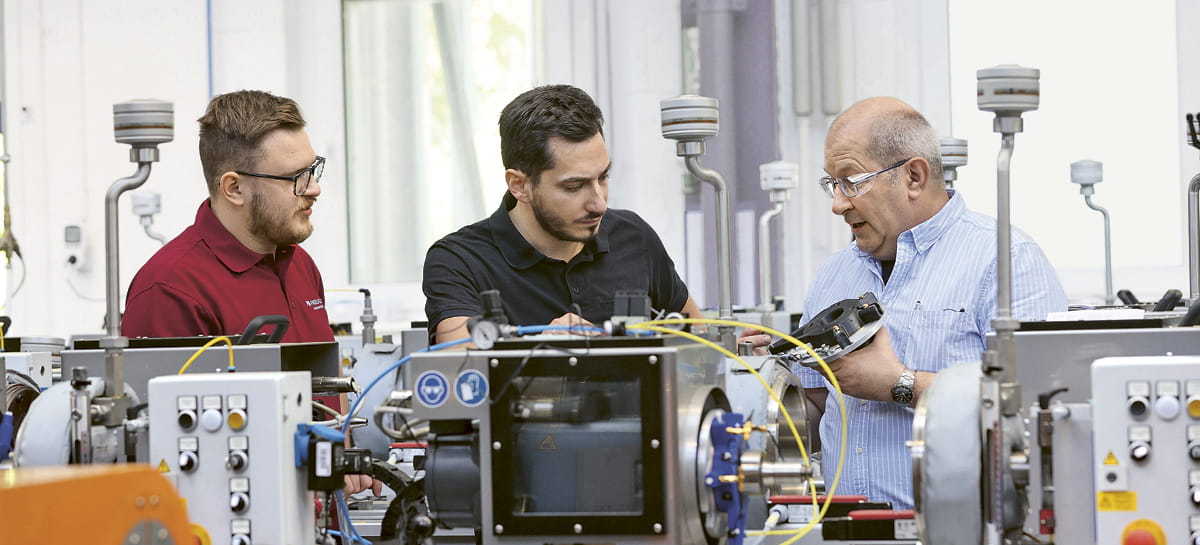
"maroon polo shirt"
123,200,333,342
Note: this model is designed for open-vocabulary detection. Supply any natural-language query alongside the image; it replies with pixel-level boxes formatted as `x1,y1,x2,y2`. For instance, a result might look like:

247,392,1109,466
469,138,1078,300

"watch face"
891,385,914,405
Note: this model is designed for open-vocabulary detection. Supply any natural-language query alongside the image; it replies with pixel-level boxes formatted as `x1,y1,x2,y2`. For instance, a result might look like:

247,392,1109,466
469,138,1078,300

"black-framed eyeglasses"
818,159,909,199
236,156,325,196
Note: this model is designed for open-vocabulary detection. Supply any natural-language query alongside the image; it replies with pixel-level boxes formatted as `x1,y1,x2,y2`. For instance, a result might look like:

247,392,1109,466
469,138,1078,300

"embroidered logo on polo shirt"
306,298,325,311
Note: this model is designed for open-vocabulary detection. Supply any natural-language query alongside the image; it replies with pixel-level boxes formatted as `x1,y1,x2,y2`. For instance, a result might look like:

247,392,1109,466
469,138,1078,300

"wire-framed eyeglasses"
236,156,325,196
818,159,909,199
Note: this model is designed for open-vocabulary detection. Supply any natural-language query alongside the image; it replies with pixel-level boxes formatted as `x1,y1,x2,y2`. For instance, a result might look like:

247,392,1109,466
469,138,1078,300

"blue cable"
335,337,470,543
335,490,370,545
514,324,605,336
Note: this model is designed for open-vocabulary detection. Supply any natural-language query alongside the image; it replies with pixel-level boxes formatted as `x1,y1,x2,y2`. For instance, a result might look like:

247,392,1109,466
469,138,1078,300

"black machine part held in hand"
767,292,885,367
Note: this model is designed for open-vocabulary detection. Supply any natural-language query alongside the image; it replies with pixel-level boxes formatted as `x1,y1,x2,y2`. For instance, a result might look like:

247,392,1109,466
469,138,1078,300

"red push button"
1124,529,1156,545
1121,519,1166,545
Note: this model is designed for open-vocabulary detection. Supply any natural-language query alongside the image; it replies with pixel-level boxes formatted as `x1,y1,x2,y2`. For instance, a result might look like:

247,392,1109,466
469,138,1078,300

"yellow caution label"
156,459,170,473
1097,491,1137,511
538,435,558,451
1103,451,1119,465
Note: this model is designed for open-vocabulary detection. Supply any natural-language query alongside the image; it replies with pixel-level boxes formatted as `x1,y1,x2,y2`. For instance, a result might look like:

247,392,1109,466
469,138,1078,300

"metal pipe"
995,133,1014,325
758,202,783,309
1083,194,1113,305
105,161,153,337
684,156,734,329
1189,173,1200,302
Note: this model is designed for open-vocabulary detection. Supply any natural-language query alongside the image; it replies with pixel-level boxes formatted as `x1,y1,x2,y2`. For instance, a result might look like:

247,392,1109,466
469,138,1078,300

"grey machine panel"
993,327,1200,404
63,342,341,401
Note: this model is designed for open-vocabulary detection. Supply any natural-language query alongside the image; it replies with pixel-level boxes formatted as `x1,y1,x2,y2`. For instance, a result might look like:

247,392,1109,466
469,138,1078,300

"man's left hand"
817,327,905,402
344,474,383,496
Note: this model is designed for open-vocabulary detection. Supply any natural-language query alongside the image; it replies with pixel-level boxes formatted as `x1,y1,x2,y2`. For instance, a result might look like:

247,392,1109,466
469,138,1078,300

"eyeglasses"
236,156,325,196
818,159,909,199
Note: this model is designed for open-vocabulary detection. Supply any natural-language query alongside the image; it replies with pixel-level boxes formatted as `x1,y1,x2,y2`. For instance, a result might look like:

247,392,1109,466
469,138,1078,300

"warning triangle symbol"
156,459,170,473
538,435,558,451
1103,451,1119,466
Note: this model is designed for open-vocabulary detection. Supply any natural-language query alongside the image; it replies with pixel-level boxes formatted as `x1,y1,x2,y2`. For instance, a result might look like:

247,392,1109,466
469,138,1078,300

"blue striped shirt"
799,190,1067,509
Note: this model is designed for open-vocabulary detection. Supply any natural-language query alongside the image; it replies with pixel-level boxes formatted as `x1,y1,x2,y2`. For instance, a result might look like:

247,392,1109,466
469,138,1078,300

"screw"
649,355,658,365
568,357,578,366
650,439,660,449
492,441,502,451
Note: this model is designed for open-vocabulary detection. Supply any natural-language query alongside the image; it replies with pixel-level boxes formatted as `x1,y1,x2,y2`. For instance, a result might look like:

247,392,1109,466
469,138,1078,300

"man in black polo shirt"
422,85,701,343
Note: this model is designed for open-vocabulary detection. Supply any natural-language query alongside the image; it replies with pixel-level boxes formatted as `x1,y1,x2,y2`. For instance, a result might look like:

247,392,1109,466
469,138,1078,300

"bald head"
827,97,943,182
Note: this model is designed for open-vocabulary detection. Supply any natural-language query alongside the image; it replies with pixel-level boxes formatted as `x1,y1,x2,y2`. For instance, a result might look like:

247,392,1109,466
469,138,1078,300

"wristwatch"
891,367,916,405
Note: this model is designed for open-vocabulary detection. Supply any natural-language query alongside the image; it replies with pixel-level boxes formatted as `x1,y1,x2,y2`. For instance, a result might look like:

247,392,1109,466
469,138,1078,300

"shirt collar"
852,188,964,260
195,199,278,273
907,188,965,254
490,192,609,270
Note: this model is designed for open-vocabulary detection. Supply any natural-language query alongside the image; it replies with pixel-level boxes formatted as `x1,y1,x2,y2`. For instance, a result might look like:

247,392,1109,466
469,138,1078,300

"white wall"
2,0,347,337
947,0,1189,306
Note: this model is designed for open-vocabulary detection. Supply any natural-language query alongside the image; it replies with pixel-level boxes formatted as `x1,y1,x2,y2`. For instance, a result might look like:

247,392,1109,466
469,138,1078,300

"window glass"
343,0,537,283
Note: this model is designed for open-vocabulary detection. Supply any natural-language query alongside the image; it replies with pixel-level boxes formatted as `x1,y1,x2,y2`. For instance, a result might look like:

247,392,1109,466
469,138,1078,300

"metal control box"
1092,355,1200,543
1,352,53,390
149,371,314,545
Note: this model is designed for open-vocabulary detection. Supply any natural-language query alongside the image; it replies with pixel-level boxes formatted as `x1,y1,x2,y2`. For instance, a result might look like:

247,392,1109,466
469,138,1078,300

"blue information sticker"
415,371,449,408
455,369,489,407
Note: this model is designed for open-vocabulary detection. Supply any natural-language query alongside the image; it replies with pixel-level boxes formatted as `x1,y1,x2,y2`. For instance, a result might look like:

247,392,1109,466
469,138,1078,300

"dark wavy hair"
498,85,604,183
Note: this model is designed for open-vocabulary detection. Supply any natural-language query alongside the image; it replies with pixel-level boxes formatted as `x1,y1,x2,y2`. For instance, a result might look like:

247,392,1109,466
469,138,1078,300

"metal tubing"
684,156,734,329
1189,173,1200,302
105,162,153,337
995,134,1014,326
758,203,784,308
1083,194,1113,305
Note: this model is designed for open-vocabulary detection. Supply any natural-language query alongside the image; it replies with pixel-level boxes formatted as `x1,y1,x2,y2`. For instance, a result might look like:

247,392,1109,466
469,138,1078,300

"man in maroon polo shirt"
123,90,333,344
123,90,381,496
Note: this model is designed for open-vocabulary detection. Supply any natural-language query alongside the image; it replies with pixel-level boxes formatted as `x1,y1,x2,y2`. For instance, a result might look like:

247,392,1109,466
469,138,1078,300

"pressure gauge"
470,320,500,349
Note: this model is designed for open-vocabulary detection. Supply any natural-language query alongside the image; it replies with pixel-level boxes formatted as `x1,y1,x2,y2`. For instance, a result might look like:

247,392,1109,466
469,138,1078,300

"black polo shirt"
422,193,690,331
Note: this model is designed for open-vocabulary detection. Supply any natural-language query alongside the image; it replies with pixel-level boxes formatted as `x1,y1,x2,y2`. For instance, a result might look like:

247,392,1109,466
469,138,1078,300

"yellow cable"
178,336,235,375
631,317,849,544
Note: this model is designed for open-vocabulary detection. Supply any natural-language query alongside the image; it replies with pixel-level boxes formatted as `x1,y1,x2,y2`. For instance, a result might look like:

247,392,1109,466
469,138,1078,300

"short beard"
531,189,599,243
248,191,313,248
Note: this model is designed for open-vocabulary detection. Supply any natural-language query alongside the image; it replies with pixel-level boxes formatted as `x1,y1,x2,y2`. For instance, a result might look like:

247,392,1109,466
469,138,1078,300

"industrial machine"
404,335,817,545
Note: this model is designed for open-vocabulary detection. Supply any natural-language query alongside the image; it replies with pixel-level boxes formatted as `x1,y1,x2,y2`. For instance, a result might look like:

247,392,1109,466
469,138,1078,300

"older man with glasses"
744,96,1066,510
123,90,335,345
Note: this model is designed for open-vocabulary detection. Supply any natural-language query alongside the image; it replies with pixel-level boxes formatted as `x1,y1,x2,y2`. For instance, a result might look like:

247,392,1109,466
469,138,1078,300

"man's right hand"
738,327,773,356
547,313,598,335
